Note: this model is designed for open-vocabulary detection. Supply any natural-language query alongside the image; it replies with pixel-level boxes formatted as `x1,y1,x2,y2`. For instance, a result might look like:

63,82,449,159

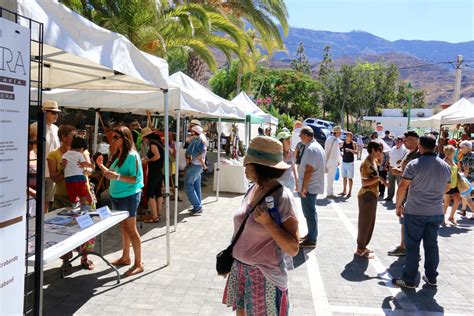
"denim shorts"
341,162,355,179
110,191,141,217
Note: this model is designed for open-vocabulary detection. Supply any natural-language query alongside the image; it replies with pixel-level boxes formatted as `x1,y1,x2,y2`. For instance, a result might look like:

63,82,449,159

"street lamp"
407,82,412,130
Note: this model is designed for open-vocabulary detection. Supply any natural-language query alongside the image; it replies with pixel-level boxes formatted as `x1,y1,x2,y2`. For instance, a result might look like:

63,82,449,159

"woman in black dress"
141,128,165,223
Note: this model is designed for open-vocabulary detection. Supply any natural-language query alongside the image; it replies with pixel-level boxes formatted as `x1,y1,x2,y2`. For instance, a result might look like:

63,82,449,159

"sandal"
111,258,131,266
144,217,160,223
458,210,467,216
81,259,95,270
124,264,144,277
448,217,458,225
355,248,374,259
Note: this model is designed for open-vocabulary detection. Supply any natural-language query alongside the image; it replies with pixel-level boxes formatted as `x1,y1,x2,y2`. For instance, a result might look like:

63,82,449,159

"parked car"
304,118,336,130
304,123,331,147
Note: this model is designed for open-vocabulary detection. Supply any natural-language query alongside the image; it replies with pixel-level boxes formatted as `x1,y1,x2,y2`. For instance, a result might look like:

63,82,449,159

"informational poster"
0,17,30,315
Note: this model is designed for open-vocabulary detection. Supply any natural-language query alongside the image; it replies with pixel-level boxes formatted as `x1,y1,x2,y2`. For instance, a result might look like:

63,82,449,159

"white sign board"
0,17,30,315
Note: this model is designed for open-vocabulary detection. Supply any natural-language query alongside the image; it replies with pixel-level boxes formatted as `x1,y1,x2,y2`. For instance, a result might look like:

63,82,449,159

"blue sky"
286,0,473,43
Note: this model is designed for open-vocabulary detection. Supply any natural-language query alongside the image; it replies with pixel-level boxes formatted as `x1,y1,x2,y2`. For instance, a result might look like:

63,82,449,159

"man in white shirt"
324,126,342,198
43,100,61,212
385,135,409,201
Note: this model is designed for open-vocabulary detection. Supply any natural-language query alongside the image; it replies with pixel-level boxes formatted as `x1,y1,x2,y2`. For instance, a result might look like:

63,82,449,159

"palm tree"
60,0,255,83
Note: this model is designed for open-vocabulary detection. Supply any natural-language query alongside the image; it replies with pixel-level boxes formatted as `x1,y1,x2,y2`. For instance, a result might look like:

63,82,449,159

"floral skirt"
222,260,289,316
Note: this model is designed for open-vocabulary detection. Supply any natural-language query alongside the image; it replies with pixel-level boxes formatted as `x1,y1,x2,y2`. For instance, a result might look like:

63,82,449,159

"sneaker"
422,275,437,287
189,208,203,216
299,240,317,248
387,246,406,256
392,278,416,289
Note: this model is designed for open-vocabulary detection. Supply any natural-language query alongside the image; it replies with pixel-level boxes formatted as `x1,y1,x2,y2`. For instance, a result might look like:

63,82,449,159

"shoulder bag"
216,184,282,275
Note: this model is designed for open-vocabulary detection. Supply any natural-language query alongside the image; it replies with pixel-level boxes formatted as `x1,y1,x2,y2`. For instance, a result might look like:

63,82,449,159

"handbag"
456,172,470,193
216,184,282,275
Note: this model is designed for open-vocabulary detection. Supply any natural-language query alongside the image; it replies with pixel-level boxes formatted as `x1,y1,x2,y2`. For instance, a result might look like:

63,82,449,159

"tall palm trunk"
187,53,207,84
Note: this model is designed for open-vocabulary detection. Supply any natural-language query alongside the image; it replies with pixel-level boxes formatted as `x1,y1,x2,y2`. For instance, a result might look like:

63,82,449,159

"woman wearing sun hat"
277,131,298,191
185,125,207,215
222,136,299,315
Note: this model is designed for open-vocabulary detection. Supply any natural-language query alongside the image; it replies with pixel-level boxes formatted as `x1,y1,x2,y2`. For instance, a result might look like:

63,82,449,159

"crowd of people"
30,100,473,313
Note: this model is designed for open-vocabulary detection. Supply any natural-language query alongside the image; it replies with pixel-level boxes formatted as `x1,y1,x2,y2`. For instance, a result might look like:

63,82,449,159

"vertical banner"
0,18,30,315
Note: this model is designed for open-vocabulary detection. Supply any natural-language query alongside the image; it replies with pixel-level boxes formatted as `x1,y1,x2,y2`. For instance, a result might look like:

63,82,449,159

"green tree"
290,42,311,75
317,45,334,119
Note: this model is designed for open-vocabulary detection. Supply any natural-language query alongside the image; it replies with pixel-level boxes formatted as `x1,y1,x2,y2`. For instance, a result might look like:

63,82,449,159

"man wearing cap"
324,126,342,198
387,130,420,257
42,100,61,213
385,135,408,202
298,126,325,247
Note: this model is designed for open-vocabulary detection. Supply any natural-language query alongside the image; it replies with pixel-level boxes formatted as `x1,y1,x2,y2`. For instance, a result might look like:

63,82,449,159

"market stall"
411,98,474,128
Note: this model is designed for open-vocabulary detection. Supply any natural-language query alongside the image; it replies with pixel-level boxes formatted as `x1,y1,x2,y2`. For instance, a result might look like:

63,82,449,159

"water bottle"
265,196,281,225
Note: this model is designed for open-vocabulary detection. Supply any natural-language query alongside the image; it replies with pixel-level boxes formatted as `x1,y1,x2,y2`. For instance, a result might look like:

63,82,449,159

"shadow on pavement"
381,284,444,313
43,264,167,315
292,247,313,269
438,225,471,237
340,254,383,282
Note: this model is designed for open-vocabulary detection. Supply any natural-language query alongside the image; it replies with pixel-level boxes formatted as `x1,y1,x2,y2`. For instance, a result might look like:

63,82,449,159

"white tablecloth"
213,163,249,194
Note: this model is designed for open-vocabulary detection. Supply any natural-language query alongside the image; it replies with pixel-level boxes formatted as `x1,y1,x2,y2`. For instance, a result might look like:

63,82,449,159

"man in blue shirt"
392,135,451,288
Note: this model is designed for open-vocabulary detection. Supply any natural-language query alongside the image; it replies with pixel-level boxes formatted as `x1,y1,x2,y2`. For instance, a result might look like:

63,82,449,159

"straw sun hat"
141,127,154,138
42,100,61,112
244,136,290,170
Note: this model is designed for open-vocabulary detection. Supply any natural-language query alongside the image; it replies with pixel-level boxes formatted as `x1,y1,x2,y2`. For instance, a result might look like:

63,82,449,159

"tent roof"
168,72,246,119
42,88,181,116
17,0,169,90
411,98,474,128
232,92,278,125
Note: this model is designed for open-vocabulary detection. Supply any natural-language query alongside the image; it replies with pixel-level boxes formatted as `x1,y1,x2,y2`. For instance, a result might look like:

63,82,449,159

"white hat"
192,125,203,135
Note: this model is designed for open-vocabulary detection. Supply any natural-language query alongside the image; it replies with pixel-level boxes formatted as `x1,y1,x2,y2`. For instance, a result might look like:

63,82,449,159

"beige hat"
140,127,154,138
332,125,342,133
42,100,61,112
190,119,201,126
244,136,290,170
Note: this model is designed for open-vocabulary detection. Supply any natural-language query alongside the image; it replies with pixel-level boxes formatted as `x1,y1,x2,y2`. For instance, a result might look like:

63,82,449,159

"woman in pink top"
222,136,299,316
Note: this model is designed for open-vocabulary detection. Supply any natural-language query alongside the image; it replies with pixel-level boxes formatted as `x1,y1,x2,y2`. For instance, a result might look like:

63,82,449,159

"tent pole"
216,117,221,201
174,110,181,232
163,89,170,265
93,110,99,153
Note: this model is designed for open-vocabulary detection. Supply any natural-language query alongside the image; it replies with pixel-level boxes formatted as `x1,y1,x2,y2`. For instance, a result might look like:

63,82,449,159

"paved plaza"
43,159,474,315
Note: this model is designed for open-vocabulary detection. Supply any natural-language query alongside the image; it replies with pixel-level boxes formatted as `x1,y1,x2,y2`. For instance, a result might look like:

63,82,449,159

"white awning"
232,91,278,125
411,98,474,128
18,0,169,90
168,72,246,119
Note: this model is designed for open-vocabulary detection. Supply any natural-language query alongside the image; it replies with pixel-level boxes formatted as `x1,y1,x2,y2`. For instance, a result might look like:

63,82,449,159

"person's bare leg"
112,222,131,265
449,194,461,225
348,179,353,196
341,177,347,195
44,202,49,213
443,194,450,225
123,218,144,276
148,197,158,219
157,196,163,219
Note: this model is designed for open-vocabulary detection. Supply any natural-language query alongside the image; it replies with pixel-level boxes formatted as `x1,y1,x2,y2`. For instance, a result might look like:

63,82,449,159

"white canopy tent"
411,98,474,128
17,0,173,265
232,92,278,125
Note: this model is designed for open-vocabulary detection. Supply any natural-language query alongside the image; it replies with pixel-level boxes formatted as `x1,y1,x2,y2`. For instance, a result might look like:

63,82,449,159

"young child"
62,137,94,208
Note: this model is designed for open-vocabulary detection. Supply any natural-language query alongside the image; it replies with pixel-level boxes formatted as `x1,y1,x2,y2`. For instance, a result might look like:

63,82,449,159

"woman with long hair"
141,128,165,223
97,126,144,276
442,145,461,225
222,136,299,315
277,131,298,191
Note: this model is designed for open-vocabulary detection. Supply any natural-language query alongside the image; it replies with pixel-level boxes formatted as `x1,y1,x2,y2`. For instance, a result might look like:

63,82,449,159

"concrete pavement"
43,161,474,315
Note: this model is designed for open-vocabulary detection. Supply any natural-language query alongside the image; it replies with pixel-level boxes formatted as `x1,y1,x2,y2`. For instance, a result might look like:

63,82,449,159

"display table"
28,209,129,283
213,163,249,194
